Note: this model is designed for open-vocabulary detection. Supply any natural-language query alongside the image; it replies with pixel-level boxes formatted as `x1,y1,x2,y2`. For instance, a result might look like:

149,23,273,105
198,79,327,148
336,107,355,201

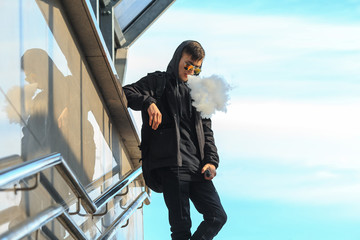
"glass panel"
92,182,144,239
0,0,143,238
114,0,153,30
0,0,128,187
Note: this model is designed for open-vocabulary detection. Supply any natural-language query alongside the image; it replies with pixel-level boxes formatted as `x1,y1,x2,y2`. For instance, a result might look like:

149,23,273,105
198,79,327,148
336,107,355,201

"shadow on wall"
0,48,98,236
5,48,95,185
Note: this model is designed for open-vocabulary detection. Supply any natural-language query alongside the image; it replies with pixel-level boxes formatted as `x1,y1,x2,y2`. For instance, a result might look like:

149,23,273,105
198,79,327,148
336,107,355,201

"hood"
166,40,194,81
166,40,200,119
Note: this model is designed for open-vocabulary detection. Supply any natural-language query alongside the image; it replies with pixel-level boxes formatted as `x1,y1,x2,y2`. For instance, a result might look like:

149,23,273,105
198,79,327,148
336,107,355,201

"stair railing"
0,153,143,214
0,205,87,240
0,153,150,239
98,191,149,240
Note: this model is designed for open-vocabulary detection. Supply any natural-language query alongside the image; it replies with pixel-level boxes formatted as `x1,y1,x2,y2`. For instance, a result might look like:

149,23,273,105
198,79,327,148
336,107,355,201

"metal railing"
94,167,142,210
0,153,150,239
0,205,87,240
0,153,96,213
0,191,150,240
0,153,142,214
98,191,149,240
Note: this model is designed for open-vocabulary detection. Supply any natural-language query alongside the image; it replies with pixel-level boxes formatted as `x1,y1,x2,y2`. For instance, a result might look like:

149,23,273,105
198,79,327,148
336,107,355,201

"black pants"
159,169,227,240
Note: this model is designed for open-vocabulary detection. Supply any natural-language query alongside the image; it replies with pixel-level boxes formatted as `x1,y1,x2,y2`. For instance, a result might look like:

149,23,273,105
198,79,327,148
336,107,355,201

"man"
123,40,227,240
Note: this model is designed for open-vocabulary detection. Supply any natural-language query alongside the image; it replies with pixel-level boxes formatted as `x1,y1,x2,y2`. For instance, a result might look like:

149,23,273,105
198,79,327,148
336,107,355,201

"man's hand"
201,163,217,180
148,103,162,130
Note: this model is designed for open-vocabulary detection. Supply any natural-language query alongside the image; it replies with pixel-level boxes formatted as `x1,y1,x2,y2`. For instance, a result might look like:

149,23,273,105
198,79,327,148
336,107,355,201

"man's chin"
179,76,188,82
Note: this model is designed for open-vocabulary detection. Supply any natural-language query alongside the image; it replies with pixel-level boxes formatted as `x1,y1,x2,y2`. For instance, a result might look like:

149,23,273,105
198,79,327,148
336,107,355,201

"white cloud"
214,99,360,137
213,99,360,168
212,99,360,205
155,10,360,51
217,168,360,206
127,10,360,81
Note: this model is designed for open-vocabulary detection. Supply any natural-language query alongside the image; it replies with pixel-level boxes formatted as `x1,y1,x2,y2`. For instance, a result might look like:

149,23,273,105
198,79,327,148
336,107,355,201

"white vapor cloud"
187,75,231,118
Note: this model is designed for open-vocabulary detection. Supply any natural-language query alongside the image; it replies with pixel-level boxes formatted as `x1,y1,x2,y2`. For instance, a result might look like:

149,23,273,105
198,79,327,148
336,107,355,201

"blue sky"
124,0,360,239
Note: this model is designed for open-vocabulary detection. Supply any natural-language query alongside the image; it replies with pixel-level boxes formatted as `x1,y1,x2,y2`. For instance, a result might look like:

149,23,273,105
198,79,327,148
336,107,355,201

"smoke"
3,83,38,124
187,74,231,118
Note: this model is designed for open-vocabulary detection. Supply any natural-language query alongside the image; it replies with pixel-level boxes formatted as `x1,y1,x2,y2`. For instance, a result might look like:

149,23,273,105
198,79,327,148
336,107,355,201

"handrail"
0,153,143,214
0,191,150,240
0,205,87,240
0,154,62,188
94,167,142,210
57,210,88,240
55,157,97,213
0,153,97,213
97,191,149,240
0,153,147,239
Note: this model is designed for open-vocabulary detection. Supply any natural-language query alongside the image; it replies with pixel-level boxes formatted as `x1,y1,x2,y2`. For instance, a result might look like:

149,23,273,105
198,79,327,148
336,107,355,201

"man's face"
178,52,203,82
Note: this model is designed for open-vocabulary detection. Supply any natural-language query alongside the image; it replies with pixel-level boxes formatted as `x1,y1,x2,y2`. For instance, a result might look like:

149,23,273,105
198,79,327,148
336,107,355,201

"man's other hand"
148,103,162,130
201,163,217,180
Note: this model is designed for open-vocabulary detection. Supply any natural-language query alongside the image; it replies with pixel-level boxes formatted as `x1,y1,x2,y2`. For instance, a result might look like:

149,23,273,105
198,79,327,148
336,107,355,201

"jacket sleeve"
123,75,156,111
202,118,220,168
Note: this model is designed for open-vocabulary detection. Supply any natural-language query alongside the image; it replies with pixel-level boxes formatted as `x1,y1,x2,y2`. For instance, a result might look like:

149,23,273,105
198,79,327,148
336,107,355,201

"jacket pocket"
149,128,177,160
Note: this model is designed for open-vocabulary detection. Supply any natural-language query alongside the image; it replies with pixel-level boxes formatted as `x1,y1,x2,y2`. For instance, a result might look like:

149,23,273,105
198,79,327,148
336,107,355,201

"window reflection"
114,0,153,30
0,0,145,238
87,111,118,181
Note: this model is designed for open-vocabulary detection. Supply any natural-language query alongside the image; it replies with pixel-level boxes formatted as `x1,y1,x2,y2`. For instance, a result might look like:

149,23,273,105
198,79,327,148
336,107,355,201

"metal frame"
0,153,150,239
0,173,39,194
0,192,149,240
0,153,96,213
97,191,149,240
88,0,176,56
0,153,142,214
121,0,175,48
94,167,141,210
0,205,87,240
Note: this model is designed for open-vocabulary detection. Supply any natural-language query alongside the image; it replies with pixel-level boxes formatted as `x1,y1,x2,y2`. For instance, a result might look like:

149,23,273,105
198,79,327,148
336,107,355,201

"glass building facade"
0,0,175,239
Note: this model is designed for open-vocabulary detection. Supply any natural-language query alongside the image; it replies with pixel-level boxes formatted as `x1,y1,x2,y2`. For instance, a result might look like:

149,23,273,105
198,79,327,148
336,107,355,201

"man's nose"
187,68,195,75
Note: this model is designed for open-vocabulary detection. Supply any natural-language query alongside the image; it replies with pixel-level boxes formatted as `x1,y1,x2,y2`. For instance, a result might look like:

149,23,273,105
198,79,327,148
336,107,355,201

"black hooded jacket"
123,40,219,192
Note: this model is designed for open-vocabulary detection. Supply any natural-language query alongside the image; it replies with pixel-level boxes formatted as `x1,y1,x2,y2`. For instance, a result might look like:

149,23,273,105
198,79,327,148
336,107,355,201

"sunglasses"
184,63,201,76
